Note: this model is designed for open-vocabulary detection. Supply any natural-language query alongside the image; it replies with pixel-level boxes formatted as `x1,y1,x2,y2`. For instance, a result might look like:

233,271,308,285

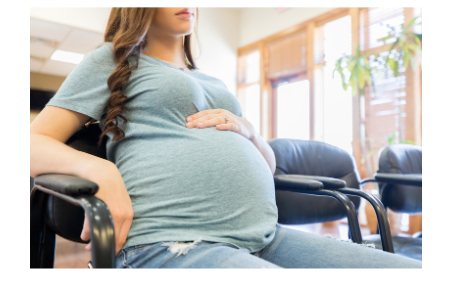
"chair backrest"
378,144,422,214
268,138,361,225
44,122,107,243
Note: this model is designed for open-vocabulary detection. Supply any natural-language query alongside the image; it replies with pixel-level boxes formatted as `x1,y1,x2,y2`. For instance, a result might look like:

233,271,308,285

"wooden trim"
307,22,315,140
259,42,266,137
237,81,260,89
313,8,350,27
361,43,394,56
363,8,369,51
238,42,260,56
350,7,367,179
271,85,277,138
403,7,422,146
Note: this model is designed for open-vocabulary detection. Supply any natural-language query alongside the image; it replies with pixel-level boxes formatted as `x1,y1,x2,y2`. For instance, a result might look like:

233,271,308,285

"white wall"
238,7,336,47
194,8,240,96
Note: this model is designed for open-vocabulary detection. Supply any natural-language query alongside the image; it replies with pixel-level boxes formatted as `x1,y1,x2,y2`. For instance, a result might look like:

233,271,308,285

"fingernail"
197,123,204,128
187,116,192,122
186,122,193,128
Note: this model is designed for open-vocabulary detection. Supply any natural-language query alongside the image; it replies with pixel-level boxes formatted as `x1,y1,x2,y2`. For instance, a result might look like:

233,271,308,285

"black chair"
361,144,422,261
268,138,395,253
31,122,363,268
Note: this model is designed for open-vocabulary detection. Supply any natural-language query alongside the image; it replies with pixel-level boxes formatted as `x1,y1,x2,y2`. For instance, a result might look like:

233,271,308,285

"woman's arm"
31,106,134,255
249,133,276,175
186,108,276,174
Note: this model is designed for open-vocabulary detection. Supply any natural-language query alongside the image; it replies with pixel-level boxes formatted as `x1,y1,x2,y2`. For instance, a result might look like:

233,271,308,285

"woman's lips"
176,12,192,20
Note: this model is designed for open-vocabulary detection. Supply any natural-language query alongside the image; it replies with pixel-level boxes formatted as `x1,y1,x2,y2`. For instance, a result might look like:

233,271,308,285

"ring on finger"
224,117,229,124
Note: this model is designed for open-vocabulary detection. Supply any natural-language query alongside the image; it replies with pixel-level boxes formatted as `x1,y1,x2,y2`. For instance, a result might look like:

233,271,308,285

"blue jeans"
115,224,421,268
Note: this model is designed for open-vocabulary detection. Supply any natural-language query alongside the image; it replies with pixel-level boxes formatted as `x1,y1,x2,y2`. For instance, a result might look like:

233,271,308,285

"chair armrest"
374,173,422,187
31,175,114,268
282,175,346,189
274,174,323,190
274,174,363,244
34,174,99,196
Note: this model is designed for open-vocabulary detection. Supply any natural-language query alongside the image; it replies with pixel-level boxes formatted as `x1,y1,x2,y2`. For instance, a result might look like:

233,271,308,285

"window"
237,49,261,135
360,7,408,172
276,80,310,139
266,32,307,80
313,15,353,154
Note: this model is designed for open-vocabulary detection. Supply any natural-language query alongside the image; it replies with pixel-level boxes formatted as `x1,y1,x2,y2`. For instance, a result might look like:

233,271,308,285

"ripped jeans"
115,224,421,268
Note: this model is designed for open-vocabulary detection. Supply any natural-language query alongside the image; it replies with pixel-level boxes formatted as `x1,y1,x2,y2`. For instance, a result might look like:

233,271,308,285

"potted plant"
333,16,422,176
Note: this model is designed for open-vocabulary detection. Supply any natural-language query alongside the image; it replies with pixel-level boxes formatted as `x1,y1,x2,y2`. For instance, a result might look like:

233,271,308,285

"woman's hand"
187,108,276,174
79,160,134,256
186,109,256,140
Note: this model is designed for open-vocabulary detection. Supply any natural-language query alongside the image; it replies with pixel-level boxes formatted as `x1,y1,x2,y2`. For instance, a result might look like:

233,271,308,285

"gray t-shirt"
46,42,278,252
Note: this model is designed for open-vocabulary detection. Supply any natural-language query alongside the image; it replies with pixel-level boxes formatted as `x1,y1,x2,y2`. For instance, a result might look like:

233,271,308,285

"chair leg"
32,184,115,268
337,187,395,253
30,186,56,268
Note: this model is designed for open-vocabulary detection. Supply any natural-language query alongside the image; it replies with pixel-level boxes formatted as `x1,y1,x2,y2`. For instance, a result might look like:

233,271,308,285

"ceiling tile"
40,60,77,77
30,18,72,42
30,38,56,58
30,57,45,72
58,29,104,54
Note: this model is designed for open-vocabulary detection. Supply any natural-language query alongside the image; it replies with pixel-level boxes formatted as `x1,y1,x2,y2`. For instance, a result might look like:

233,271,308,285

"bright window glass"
314,15,353,154
277,80,310,140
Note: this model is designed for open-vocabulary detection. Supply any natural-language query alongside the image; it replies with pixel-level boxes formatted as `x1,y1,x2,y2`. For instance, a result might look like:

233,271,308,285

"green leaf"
387,134,395,145
387,57,395,71
400,140,416,145
403,46,410,68
410,56,417,71
389,38,399,52
348,59,357,72
405,16,419,29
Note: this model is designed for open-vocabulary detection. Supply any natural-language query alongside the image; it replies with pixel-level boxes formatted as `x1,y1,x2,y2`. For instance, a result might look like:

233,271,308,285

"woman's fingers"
80,212,90,241
187,109,222,122
81,213,92,251
216,123,239,132
196,116,231,128
187,114,235,129
187,114,222,128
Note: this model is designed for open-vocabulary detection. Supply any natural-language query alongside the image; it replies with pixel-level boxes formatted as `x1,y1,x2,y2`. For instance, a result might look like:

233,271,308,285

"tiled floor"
54,222,371,268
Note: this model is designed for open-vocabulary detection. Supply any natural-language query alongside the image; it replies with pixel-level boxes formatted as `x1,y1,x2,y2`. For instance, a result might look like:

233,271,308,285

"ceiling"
30,17,104,77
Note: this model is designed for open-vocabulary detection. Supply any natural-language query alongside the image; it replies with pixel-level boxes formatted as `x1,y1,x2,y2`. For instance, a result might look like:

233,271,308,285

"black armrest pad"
374,173,422,187
287,175,346,189
34,174,99,196
274,174,324,190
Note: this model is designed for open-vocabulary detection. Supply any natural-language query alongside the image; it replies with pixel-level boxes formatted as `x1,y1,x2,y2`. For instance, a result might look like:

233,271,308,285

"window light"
50,50,85,65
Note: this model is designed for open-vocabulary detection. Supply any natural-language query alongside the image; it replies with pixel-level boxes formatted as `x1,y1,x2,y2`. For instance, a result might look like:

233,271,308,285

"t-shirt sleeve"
45,43,116,121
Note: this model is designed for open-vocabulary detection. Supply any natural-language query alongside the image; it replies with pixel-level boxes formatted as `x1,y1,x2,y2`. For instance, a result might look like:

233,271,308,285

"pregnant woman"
30,7,421,268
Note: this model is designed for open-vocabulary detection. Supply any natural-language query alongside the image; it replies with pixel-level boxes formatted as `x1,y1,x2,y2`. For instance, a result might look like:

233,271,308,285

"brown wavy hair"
97,8,199,147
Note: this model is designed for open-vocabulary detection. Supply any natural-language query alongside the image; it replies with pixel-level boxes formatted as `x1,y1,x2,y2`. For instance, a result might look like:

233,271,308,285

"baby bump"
179,127,275,201
119,126,276,219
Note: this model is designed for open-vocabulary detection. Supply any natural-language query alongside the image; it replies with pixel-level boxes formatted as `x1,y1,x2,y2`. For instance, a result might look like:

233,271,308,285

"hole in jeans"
161,237,203,257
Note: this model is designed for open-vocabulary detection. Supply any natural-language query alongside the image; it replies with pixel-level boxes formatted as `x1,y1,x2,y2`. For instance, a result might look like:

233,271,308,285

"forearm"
250,134,276,175
30,133,113,179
